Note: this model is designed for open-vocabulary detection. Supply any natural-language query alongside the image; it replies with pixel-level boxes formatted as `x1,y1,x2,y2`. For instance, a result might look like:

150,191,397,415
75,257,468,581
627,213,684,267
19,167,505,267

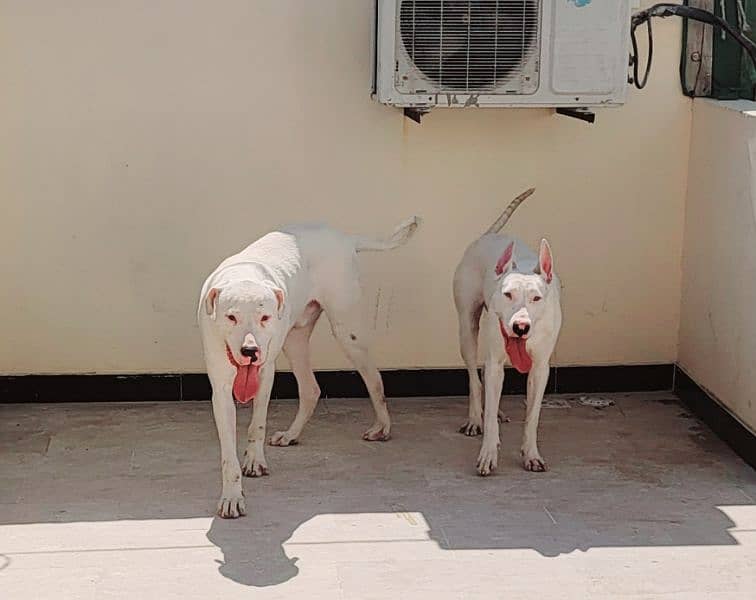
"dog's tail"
485,187,535,235
353,216,421,252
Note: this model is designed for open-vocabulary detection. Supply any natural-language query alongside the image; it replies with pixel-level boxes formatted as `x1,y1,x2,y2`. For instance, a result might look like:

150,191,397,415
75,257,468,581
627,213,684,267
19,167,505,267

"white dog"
453,189,562,476
199,218,420,518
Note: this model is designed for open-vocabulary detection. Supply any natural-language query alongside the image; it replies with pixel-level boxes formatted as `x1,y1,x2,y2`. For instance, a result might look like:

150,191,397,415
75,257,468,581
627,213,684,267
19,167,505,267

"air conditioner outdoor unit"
372,1,634,112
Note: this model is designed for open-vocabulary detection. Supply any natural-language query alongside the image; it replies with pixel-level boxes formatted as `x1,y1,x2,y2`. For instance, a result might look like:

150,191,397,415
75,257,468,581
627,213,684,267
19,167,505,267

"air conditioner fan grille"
398,0,540,91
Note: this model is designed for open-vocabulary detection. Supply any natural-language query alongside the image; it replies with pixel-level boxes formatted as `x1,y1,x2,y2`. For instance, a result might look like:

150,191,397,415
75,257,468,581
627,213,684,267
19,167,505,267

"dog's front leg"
522,360,549,472
209,371,246,519
242,364,275,477
476,356,504,476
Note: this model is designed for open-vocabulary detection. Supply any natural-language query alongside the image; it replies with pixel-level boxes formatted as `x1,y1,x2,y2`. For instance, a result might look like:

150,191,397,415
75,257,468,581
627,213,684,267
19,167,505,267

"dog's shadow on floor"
204,475,747,589
204,421,752,588
207,514,301,587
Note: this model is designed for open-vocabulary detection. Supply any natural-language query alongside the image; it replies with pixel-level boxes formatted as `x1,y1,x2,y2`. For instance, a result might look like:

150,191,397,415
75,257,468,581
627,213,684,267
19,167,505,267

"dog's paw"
268,431,299,447
459,421,482,436
522,450,548,472
362,422,391,442
497,410,511,424
476,444,499,477
241,449,269,477
217,492,246,519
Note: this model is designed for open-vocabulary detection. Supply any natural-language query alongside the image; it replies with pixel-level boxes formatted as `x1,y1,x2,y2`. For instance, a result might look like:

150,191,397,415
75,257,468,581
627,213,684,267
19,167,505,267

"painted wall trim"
674,365,755,470
0,364,674,403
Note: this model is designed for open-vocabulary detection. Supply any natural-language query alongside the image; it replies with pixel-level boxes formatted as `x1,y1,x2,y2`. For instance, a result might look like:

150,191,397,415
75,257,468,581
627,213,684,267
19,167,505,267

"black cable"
631,2,756,91
631,14,654,89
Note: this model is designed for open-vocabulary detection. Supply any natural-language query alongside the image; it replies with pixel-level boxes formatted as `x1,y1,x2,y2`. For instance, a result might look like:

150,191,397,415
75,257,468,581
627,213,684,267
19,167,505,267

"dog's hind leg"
269,307,323,447
327,302,391,442
458,304,484,436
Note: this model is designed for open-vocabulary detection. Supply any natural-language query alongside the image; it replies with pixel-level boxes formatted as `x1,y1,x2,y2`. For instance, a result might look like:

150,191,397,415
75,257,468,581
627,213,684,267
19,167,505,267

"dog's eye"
261,315,270,323
533,296,542,302
504,292,512,300
226,315,237,324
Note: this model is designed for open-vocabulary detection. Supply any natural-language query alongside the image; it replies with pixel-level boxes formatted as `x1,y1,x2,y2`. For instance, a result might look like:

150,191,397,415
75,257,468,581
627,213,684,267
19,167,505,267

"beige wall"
679,100,756,431
0,1,690,375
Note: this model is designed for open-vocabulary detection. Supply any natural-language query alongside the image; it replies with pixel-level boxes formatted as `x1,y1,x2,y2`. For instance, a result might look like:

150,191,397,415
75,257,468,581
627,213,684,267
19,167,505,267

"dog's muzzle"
240,344,259,362
512,321,530,338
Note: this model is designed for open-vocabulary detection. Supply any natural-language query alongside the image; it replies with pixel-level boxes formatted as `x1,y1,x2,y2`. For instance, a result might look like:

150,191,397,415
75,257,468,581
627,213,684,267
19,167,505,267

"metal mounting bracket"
555,108,596,123
403,107,430,123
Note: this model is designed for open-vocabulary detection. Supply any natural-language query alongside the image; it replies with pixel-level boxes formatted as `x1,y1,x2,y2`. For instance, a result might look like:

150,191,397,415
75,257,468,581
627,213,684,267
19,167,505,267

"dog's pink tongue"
505,336,532,374
233,364,260,405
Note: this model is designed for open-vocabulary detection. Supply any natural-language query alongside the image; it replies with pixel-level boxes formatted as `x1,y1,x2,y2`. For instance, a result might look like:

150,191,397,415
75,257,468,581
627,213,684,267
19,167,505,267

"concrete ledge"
699,98,756,116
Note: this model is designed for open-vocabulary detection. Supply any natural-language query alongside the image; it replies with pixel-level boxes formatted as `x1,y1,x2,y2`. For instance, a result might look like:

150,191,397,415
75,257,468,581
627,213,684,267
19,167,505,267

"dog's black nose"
513,322,530,337
240,345,259,361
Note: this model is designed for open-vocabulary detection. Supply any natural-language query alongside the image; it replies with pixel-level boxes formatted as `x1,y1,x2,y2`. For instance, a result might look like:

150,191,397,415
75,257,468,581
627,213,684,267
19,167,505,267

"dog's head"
489,239,555,345
203,280,285,370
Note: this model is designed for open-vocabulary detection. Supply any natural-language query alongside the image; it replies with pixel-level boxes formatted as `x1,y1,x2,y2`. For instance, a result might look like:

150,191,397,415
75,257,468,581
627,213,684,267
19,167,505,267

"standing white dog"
453,189,562,476
199,218,419,518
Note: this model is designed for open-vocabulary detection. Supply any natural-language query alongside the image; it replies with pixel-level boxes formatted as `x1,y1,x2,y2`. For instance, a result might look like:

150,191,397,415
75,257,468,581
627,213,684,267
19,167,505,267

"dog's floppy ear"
495,241,515,278
204,287,221,319
535,239,554,284
272,287,285,318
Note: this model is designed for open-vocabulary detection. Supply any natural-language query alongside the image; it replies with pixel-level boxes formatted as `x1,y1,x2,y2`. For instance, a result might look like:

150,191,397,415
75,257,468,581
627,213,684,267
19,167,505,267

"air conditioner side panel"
550,1,631,97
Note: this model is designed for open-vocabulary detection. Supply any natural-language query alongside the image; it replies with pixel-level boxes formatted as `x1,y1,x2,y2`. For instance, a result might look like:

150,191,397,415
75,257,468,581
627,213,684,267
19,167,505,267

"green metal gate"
682,0,756,99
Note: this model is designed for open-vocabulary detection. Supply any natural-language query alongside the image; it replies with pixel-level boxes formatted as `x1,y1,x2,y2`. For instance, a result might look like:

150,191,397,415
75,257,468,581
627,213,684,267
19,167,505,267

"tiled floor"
1,393,755,599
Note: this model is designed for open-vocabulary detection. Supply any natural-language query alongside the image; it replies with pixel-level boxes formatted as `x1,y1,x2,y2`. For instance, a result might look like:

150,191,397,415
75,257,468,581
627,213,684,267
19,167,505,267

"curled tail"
354,216,421,252
485,187,535,234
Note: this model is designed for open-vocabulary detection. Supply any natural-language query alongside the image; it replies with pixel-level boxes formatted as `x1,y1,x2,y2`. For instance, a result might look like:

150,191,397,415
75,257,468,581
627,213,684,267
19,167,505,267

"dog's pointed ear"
204,287,221,319
495,241,515,278
272,287,285,318
536,239,554,284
